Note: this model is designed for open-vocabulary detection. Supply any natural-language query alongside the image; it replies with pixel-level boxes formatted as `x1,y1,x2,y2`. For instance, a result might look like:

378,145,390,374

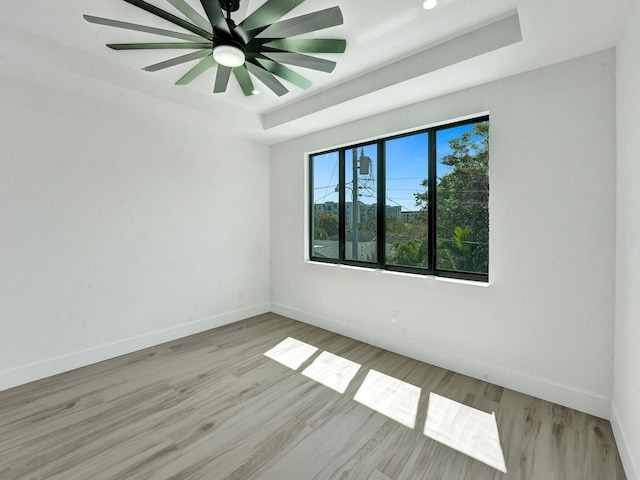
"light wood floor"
0,313,627,479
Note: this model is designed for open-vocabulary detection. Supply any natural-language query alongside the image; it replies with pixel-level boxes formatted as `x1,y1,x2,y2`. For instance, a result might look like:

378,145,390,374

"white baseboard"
0,303,269,393
611,403,639,480
270,303,611,419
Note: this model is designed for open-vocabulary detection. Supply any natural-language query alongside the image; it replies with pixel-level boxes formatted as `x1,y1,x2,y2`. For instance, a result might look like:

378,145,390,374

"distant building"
387,205,402,220
401,211,421,223
314,201,339,216
314,201,401,228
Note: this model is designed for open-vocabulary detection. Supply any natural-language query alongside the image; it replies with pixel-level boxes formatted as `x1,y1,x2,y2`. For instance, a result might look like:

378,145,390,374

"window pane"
345,144,377,262
385,133,429,268
311,151,340,259
435,121,489,274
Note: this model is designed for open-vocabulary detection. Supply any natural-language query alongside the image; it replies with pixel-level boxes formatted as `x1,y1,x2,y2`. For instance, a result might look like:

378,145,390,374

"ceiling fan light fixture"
85,0,346,97
422,0,438,9
213,43,245,68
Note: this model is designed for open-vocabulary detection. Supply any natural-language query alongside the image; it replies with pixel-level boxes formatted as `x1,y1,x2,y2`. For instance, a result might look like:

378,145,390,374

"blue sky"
313,123,478,211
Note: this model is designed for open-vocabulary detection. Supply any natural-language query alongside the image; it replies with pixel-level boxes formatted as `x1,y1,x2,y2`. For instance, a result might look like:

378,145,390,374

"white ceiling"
0,0,630,143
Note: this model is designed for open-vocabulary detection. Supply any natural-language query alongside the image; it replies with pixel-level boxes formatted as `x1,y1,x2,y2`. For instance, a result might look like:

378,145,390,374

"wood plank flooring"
0,313,627,479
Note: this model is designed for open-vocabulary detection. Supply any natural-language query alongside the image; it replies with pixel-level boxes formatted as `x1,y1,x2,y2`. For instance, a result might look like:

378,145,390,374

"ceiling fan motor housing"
213,36,245,52
222,0,241,13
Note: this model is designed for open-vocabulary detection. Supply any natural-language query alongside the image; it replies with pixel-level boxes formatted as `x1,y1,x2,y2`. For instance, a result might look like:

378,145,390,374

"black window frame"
309,115,489,283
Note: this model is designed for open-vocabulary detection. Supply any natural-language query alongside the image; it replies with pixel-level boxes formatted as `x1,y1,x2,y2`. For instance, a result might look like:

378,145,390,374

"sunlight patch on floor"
263,337,318,370
302,351,361,394
264,338,506,472
424,392,507,473
354,369,421,428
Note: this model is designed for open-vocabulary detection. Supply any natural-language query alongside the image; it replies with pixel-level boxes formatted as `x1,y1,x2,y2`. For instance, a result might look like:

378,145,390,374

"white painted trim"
611,403,640,480
271,303,611,419
303,261,490,286
0,303,270,393
304,111,491,156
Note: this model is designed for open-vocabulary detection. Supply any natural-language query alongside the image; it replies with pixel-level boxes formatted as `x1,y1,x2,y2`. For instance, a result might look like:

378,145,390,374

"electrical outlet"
391,310,400,324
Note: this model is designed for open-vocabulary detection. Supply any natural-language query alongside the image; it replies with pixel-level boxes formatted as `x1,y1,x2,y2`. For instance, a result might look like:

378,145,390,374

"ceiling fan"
84,0,346,97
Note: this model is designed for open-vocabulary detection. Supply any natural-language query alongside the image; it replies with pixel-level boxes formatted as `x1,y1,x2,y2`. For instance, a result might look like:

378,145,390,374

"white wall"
270,50,617,419
0,75,270,390
612,0,640,477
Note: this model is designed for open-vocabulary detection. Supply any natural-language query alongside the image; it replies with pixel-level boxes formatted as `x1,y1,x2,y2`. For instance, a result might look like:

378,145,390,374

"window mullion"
377,141,385,268
428,129,437,272
338,149,345,262
308,155,314,260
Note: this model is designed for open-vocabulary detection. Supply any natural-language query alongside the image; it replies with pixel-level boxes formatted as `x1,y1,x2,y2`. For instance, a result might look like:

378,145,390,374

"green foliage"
386,218,405,236
314,226,328,240
436,225,487,273
436,122,489,273
387,238,428,267
400,121,489,274
314,210,339,240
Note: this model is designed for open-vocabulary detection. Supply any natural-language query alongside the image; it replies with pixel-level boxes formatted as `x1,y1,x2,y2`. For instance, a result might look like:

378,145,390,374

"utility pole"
352,148,359,260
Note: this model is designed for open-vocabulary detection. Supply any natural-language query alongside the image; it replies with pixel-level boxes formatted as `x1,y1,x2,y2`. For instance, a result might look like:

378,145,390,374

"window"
309,116,489,281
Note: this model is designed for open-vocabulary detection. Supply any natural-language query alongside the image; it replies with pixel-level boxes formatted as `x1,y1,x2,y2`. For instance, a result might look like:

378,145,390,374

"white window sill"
304,260,489,287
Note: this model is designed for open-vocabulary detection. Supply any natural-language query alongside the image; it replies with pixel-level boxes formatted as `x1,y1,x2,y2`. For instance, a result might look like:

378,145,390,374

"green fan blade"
175,55,215,85
254,56,311,90
263,38,346,53
214,65,232,92
233,66,255,96
83,15,205,41
240,0,305,32
262,52,336,73
143,49,211,71
245,62,288,96
257,7,343,38
122,0,212,39
233,25,251,45
108,42,210,50
166,0,212,33
199,0,230,35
